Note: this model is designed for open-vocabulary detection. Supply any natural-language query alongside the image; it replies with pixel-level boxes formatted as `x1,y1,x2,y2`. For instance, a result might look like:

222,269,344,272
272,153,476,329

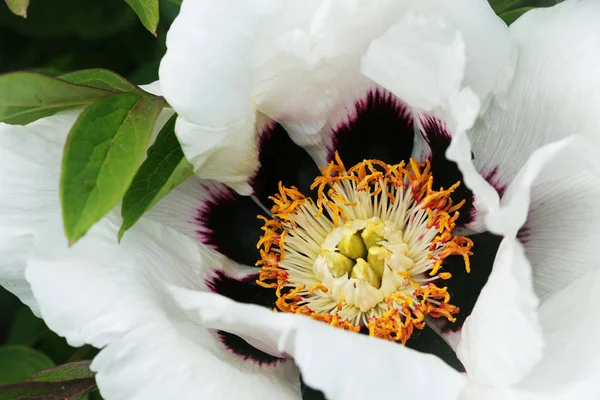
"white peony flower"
1,0,599,399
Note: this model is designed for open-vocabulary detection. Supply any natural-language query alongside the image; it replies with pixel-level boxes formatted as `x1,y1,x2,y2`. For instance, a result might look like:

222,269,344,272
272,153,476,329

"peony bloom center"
257,154,474,343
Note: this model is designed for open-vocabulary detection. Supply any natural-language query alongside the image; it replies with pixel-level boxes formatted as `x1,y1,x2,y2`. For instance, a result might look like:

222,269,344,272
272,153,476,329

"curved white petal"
159,0,282,192
460,384,542,400
403,0,513,104
469,0,600,188
142,176,208,238
362,0,514,132
173,117,257,194
457,237,543,386
254,0,400,138
27,215,299,400
517,269,600,399
172,289,467,400
446,130,502,231
139,80,163,97
363,12,480,132
0,111,80,315
522,171,600,301
486,136,600,299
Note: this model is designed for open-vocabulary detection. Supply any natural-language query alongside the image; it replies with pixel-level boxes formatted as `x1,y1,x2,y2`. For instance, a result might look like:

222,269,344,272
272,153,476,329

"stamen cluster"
256,153,473,343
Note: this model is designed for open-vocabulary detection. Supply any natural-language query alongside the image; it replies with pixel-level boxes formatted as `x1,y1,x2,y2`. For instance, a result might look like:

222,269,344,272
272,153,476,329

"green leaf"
0,378,96,400
60,93,165,244
4,0,28,17
119,114,193,239
0,72,114,125
60,69,147,95
488,0,528,14
0,345,54,385
125,0,160,35
499,6,535,25
30,361,94,382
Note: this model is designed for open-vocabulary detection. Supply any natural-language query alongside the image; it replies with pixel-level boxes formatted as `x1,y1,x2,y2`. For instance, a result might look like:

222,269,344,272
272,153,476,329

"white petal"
521,171,600,300
401,0,513,104
254,0,399,137
159,1,282,191
143,175,215,239
363,12,480,132
460,384,542,400
518,269,600,399
139,80,163,97
469,0,600,189
172,290,467,400
486,136,600,298
27,215,299,400
446,130,502,231
457,237,543,386
362,0,513,131
173,117,257,194
0,111,80,315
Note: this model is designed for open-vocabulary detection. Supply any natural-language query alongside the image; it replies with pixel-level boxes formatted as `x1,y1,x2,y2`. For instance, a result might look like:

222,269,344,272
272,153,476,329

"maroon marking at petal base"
329,90,414,166
483,166,507,198
207,271,283,365
420,116,475,227
195,185,264,267
250,122,319,206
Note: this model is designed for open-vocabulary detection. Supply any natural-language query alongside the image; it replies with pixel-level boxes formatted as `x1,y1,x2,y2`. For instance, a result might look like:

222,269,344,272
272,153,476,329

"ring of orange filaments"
256,153,473,344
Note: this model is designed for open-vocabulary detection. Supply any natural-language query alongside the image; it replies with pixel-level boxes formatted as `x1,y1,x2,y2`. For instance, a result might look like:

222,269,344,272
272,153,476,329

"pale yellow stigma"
256,153,473,344
324,251,353,278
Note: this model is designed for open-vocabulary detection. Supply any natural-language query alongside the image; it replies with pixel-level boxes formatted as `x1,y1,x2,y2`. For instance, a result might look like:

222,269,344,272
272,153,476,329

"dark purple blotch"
195,186,264,267
207,271,282,365
250,122,320,206
329,90,415,166
420,116,475,228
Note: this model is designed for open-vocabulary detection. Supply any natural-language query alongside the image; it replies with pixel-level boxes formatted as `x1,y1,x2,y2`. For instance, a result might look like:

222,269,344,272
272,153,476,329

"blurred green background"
0,0,562,397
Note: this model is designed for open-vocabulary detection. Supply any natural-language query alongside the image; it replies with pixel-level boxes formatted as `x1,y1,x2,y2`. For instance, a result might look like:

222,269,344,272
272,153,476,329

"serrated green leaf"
60,93,165,243
119,114,192,238
4,0,28,17
500,6,534,25
0,379,96,400
0,72,114,125
0,345,55,385
125,0,159,35
60,69,147,95
30,361,94,382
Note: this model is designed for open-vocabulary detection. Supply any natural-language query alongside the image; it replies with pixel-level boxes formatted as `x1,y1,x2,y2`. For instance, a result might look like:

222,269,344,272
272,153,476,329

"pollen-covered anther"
256,152,472,343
